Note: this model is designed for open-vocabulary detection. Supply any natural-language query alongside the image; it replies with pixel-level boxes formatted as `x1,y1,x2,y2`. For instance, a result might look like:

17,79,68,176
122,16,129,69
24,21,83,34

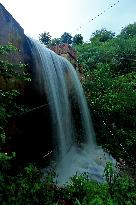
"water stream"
28,37,115,185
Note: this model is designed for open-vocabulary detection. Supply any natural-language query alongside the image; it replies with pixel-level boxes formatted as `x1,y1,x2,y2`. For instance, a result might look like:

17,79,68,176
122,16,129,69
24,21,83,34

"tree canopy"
90,28,115,43
75,23,136,163
39,32,51,46
119,22,136,39
60,32,73,44
73,34,83,45
39,31,83,46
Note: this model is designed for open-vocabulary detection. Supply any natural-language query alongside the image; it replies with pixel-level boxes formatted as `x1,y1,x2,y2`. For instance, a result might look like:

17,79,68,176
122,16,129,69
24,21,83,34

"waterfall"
28,37,115,184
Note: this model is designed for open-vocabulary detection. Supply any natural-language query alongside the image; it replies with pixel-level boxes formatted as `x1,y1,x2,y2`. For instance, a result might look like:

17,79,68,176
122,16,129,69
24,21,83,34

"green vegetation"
0,43,30,155
39,31,84,46
1,23,136,204
90,28,115,43
75,24,136,167
39,32,52,46
1,162,136,204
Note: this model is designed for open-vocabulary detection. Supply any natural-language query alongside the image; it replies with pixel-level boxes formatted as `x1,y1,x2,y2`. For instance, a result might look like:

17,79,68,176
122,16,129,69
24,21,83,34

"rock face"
50,43,78,68
0,3,26,62
0,3,32,91
0,3,52,165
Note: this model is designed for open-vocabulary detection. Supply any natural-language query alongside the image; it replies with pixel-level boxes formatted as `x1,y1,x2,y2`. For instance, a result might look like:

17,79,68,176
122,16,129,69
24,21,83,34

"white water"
28,38,115,185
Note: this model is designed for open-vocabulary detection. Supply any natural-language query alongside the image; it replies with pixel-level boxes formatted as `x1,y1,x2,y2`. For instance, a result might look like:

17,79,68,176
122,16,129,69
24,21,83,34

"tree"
50,38,61,46
76,34,136,74
60,32,73,44
119,22,136,38
90,28,115,43
39,32,51,46
73,34,83,45
75,24,136,163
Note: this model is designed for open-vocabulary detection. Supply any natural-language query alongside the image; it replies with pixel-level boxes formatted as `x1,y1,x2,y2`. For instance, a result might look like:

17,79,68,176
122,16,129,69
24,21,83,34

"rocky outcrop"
0,3,34,98
0,3,25,60
0,3,52,165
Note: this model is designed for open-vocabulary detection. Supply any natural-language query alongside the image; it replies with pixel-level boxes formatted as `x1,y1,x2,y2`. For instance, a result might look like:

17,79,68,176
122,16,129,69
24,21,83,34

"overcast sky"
0,0,136,41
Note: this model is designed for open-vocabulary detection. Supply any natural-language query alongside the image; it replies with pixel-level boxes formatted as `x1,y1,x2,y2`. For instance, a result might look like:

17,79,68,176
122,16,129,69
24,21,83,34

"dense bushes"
0,43,30,156
75,24,136,165
1,164,56,205
1,162,136,204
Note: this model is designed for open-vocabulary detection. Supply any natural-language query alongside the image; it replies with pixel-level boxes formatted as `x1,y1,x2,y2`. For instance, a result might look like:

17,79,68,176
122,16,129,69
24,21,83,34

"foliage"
60,164,136,205
73,34,83,45
50,38,62,46
119,22,136,39
104,162,136,205
76,36,136,74
0,163,56,205
60,32,73,44
0,44,30,128
75,23,136,165
0,43,32,204
39,31,73,46
39,31,52,46
90,28,115,43
1,160,136,204
64,174,111,205
39,31,83,47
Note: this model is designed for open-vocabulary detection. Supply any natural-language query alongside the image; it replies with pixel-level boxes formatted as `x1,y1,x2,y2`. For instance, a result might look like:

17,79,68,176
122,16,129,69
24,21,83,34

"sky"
0,0,136,41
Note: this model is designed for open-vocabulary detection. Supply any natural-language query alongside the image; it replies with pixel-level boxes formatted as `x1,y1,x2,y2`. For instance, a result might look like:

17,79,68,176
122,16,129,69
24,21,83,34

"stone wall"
50,43,78,69
0,3,25,61
0,3,33,71
0,3,32,94
0,4,52,164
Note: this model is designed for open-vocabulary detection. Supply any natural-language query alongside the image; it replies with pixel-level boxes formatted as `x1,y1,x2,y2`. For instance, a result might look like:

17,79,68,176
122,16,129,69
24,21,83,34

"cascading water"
28,37,115,184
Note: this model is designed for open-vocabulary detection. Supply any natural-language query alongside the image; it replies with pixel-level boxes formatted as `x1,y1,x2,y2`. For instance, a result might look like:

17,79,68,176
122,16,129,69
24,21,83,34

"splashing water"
28,37,115,185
